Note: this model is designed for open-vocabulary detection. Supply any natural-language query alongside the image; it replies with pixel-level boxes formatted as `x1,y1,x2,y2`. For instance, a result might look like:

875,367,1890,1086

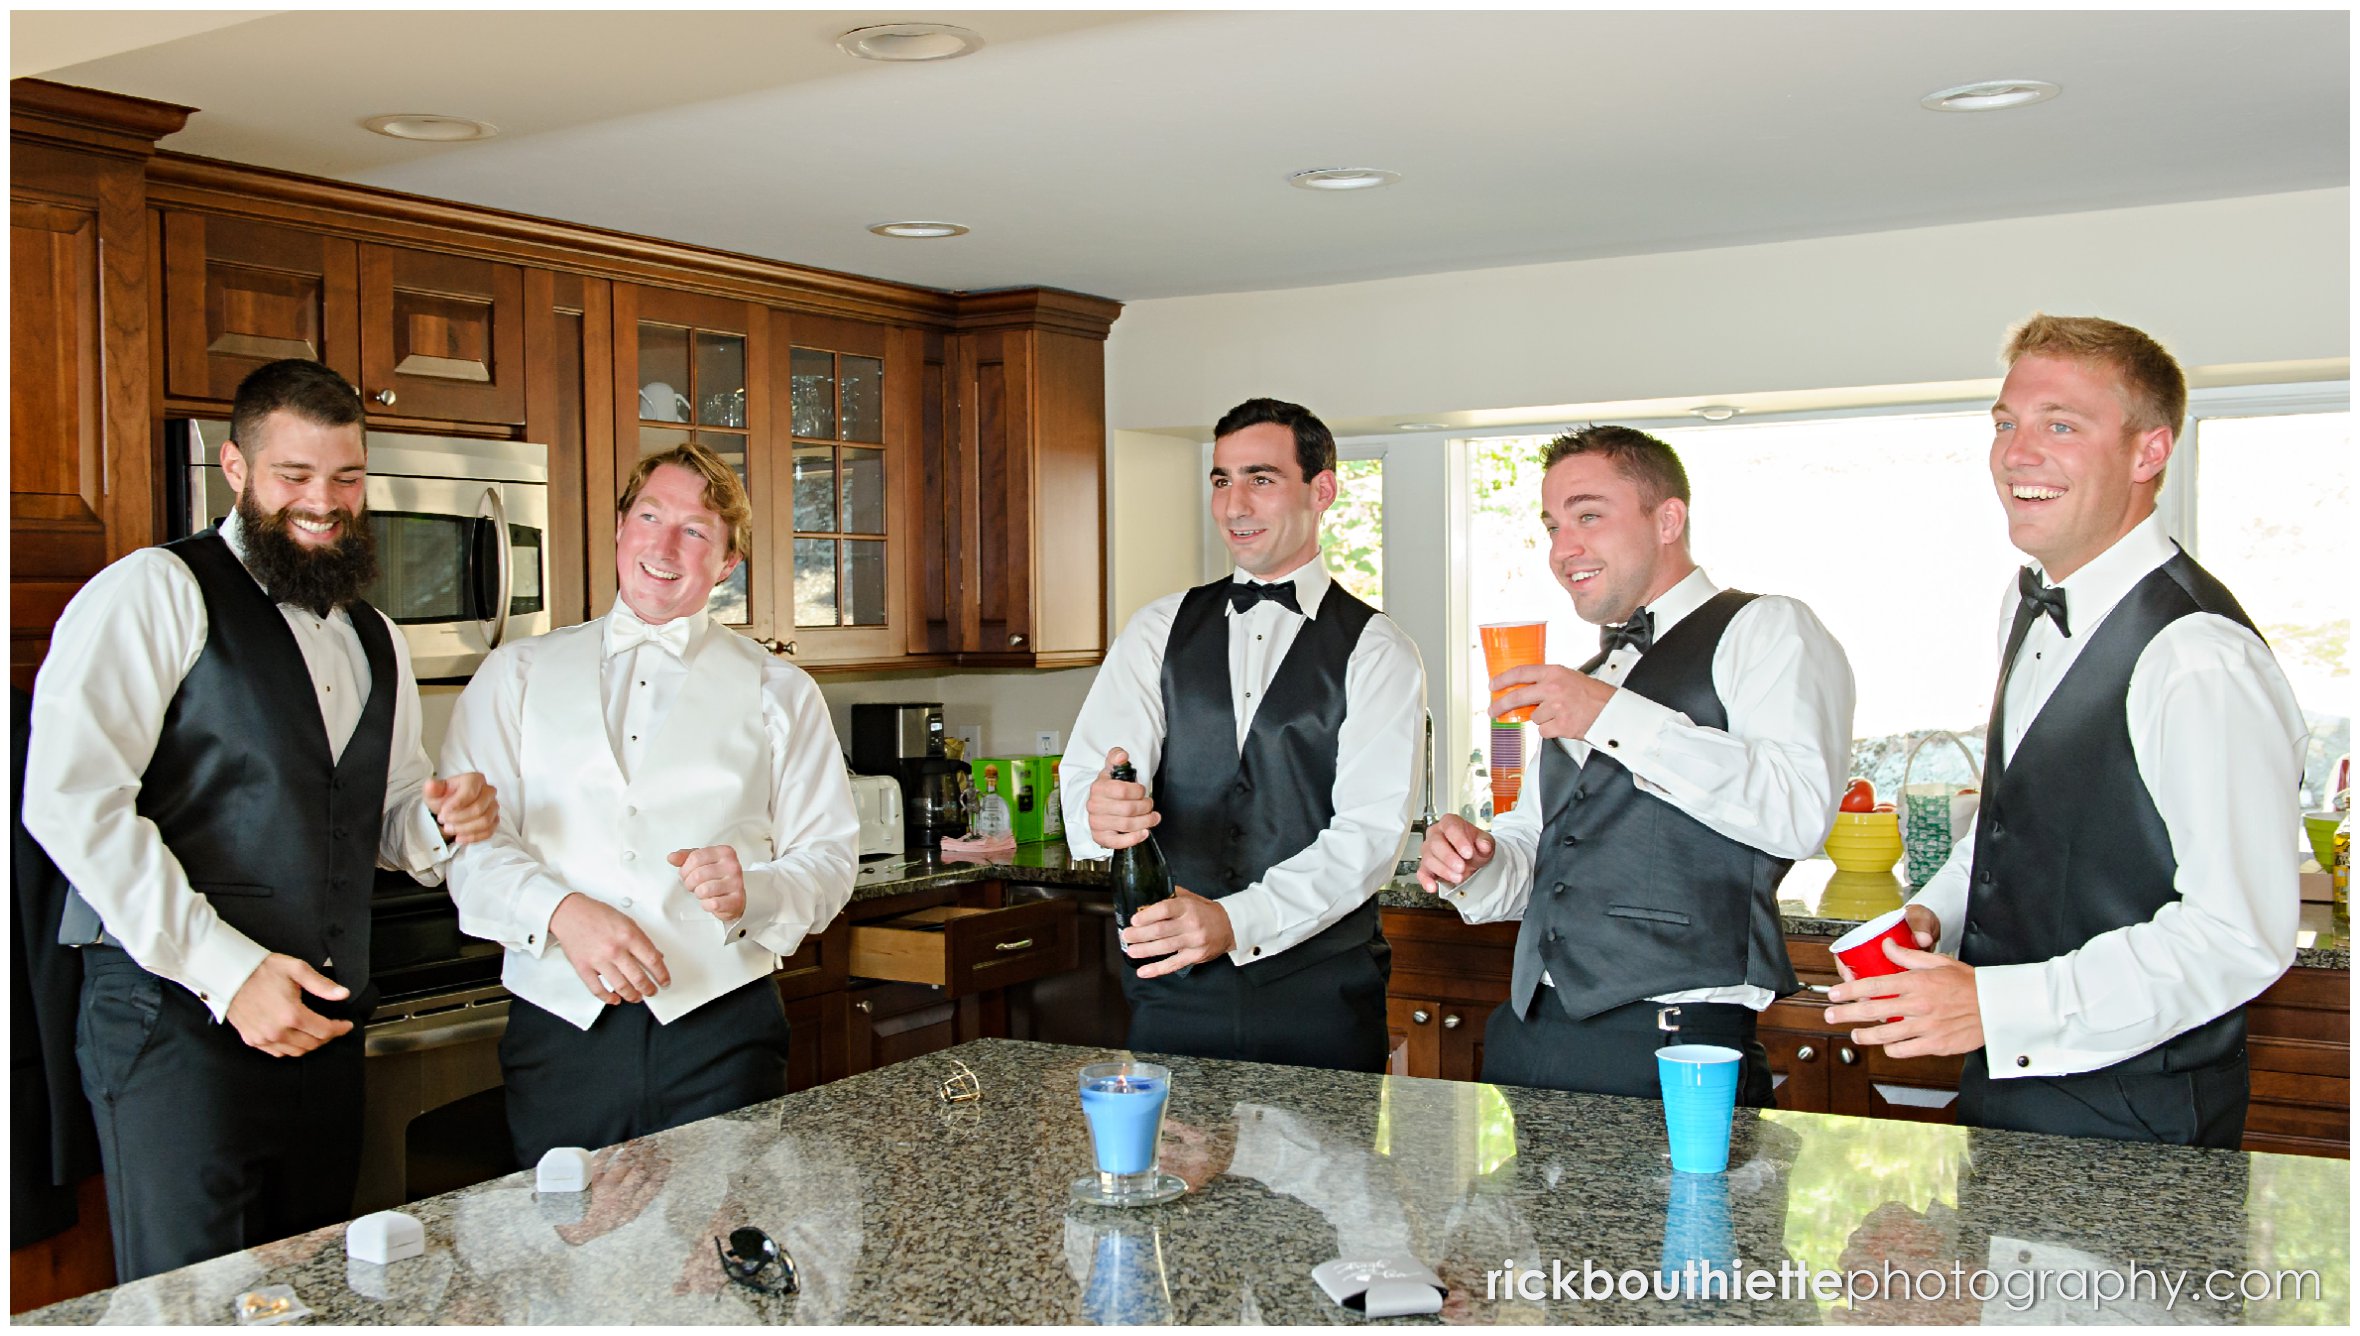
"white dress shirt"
1908,514,2303,1077
23,512,449,1020
440,603,858,989
1446,567,1857,1009
1061,555,1427,964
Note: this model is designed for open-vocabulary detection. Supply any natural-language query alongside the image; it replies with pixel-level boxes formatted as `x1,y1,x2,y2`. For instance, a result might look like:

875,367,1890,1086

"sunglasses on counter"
715,1226,799,1296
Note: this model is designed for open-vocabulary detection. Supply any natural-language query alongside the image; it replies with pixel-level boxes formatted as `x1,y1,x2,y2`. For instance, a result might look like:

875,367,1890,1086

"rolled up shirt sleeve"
22,551,268,1020
1220,620,1426,965
375,613,452,881
1974,617,2303,1078
732,663,859,956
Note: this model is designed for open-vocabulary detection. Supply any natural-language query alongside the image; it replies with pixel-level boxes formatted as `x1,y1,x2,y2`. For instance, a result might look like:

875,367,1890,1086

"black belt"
1576,997,1762,1037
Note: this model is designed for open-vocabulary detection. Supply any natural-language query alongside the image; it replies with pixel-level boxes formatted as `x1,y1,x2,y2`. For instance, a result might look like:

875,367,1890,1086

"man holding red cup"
1826,315,2304,1148
1417,425,1855,1103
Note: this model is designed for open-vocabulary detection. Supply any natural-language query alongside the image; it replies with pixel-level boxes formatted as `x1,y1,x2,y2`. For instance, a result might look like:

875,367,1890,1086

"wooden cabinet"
839,885,1078,1076
768,312,917,665
162,214,525,426
10,81,188,688
1381,904,2349,1158
917,292,1118,667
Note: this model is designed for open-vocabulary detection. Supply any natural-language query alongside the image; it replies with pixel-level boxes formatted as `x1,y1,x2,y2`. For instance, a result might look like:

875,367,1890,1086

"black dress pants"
1120,940,1391,1074
1481,993,1778,1108
1957,1048,2249,1148
74,949,364,1283
501,977,790,1167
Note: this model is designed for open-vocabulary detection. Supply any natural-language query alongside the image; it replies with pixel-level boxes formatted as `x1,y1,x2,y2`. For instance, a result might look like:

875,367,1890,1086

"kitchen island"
21,1038,2344,1324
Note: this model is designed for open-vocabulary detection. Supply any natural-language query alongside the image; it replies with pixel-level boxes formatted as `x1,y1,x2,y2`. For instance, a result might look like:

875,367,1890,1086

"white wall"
1108,428,1204,629
816,667,1099,764
1104,189,2350,433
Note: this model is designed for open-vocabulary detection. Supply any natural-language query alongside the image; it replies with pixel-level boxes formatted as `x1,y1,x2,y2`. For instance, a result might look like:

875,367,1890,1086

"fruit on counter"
1839,778,1876,812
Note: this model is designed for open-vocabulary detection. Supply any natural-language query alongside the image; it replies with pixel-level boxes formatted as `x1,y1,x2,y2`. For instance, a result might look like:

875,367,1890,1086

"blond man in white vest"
442,443,857,1165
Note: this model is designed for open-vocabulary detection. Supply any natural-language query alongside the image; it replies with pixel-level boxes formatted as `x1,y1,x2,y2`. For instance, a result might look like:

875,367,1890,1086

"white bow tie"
606,612,693,660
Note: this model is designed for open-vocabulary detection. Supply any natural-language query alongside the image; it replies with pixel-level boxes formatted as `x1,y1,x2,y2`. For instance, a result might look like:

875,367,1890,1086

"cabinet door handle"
1795,1045,1816,1062
373,389,397,406
1839,1046,1857,1065
993,938,1034,953
1411,1008,1431,1025
855,999,873,1013
1441,1013,1462,1030
1008,633,1026,648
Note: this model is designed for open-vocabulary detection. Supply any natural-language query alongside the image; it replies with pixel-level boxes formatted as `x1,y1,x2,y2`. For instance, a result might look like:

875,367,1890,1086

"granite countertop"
26,1038,2345,1325
855,843,2351,971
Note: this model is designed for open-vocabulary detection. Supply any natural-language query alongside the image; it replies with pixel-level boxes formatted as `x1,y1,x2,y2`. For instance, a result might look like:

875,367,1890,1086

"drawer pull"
994,938,1035,953
1796,1044,1816,1062
855,999,873,1013
1839,1046,1858,1065
1442,1013,1462,1030
1411,1009,1431,1025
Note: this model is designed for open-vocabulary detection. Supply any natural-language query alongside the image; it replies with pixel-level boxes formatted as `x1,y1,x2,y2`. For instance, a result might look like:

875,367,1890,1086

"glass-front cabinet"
609,285,773,641
769,313,912,662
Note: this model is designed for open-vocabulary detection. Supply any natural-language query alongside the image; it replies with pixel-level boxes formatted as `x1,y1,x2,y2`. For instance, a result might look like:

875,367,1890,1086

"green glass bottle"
1107,760,1187,977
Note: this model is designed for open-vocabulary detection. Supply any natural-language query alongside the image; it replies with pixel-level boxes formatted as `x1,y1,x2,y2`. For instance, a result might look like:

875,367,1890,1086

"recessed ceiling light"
361,113,498,142
1287,167,1402,192
1689,405,1742,422
838,23,984,62
868,221,970,239
1919,80,2061,113
1396,422,1448,431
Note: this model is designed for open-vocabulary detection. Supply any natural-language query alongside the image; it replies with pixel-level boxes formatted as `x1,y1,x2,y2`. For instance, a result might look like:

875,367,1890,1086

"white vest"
506,618,779,1029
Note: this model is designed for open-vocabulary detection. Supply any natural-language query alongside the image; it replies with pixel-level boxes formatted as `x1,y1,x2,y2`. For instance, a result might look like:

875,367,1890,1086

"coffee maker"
850,702,967,848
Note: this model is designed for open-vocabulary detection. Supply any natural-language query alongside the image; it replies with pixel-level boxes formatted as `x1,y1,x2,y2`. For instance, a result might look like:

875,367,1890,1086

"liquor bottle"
1107,760,1186,977
975,763,1014,840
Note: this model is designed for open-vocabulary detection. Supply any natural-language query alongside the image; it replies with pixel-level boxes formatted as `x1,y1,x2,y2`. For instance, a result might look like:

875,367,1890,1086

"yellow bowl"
1820,869,1908,920
1824,811,1902,872
2305,813,2340,869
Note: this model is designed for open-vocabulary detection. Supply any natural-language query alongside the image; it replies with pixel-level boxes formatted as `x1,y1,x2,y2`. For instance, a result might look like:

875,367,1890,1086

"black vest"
129,529,396,1013
1154,578,1383,984
1961,548,2263,1073
1514,590,1803,1022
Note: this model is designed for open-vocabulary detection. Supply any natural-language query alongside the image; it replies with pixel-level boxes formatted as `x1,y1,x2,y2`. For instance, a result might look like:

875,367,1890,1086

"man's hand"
670,846,745,921
1122,887,1233,978
550,893,671,1005
424,772,498,845
1488,663,1617,740
1823,937,1982,1058
224,953,354,1057
1086,746,1159,851
1416,814,1494,892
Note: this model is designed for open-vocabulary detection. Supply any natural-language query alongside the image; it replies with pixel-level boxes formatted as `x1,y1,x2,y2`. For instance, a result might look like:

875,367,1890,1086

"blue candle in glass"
1076,1060,1177,1205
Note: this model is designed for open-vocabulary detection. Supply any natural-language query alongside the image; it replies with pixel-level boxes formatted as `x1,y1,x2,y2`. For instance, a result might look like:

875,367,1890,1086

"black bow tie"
1598,609,1655,657
1228,580,1302,615
2015,566,2071,639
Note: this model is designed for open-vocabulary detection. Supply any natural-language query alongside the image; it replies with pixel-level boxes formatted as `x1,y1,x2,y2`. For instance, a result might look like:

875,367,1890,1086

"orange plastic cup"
1480,622,1547,724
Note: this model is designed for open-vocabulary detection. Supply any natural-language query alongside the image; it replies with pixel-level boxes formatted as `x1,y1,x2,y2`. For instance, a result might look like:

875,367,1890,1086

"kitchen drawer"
850,899,1077,998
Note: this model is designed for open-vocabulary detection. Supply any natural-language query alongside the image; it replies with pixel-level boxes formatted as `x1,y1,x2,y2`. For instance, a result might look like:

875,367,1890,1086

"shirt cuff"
384,799,453,881
1583,685,1677,762
180,924,272,1023
1973,961,2068,1078
1220,888,1281,967
724,868,785,948
515,873,578,958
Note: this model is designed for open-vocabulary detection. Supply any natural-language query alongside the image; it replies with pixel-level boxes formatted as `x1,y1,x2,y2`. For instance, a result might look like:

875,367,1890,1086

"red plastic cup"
1830,908,1914,1022
1480,622,1547,724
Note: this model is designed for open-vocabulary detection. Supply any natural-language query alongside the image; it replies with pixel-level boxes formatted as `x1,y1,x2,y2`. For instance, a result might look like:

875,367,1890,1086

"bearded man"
24,358,499,1281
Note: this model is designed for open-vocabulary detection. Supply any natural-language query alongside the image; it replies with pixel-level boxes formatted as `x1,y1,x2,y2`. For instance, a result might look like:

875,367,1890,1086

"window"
2189,409,2351,808
1326,456,1385,607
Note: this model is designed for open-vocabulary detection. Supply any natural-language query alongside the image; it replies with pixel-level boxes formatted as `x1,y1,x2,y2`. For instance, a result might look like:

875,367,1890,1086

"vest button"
622,850,637,862
1546,928,1559,943
621,897,634,909
1560,834,1579,847
2015,1055,2030,1069
1975,871,1992,884
1229,825,1244,839
1234,782,1251,796
1573,787,1586,801
1550,884,1563,897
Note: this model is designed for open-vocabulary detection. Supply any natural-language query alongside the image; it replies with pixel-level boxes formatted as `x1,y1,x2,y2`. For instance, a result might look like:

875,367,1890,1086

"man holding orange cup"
1480,622,1547,724
1417,425,1855,1103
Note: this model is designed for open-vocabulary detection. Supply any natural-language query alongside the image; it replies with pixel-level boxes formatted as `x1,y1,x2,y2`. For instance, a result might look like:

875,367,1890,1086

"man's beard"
236,489,378,617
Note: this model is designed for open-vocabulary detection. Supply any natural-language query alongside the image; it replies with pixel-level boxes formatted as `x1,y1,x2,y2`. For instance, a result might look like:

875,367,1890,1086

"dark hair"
1212,397,1336,482
229,359,364,450
1540,424,1691,510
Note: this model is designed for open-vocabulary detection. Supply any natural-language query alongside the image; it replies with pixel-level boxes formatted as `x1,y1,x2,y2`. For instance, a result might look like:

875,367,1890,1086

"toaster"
848,773,904,860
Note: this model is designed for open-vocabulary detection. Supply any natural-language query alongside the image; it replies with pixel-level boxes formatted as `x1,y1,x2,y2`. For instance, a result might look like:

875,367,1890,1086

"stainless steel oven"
170,420,551,680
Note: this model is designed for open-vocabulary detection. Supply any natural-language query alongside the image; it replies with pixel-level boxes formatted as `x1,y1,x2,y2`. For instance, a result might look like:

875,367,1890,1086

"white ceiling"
21,8,2349,302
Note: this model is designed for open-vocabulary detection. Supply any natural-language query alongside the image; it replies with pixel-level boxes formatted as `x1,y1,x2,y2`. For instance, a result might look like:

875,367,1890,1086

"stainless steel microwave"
168,420,551,680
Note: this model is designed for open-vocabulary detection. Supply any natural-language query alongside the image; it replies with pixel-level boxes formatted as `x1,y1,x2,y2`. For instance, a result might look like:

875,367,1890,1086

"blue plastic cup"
1656,1044,1742,1174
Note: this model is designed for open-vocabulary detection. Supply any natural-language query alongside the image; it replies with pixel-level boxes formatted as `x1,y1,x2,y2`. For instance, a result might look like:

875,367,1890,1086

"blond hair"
617,442,753,566
2003,313,2187,438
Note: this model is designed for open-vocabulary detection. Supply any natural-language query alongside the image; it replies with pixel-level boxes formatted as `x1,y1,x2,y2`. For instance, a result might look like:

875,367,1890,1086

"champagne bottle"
1107,760,1187,977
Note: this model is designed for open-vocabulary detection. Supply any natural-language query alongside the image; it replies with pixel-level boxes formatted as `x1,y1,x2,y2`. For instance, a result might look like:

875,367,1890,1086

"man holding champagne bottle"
1062,398,1426,1072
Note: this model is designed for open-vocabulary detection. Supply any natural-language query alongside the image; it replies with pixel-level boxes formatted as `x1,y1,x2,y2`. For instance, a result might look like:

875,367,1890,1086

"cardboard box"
1025,754,1066,844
